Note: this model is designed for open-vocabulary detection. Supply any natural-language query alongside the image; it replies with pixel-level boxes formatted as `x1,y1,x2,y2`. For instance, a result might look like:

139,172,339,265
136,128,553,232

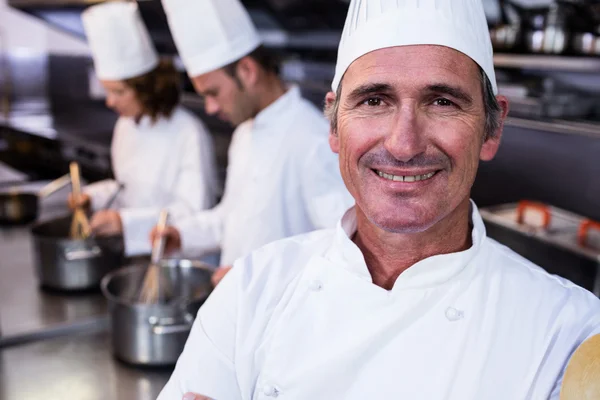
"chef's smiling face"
101,80,143,118
328,45,508,234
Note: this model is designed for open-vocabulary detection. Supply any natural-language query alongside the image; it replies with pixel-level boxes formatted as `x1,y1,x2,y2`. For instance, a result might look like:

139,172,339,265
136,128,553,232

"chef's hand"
149,225,182,255
183,393,213,400
211,266,232,287
90,210,123,236
67,192,91,210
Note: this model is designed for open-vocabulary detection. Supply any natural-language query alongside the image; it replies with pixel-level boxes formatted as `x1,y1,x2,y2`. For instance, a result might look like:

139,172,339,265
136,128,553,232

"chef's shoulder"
485,237,600,332
167,106,211,139
229,227,336,308
287,97,330,145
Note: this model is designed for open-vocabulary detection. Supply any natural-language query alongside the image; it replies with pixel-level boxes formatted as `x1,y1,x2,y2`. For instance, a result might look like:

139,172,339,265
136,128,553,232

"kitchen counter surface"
0,181,108,345
0,330,172,400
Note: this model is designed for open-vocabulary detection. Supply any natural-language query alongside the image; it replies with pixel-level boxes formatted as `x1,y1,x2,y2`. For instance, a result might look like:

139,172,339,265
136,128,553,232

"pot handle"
578,219,600,247
516,200,551,229
149,315,194,336
64,246,102,261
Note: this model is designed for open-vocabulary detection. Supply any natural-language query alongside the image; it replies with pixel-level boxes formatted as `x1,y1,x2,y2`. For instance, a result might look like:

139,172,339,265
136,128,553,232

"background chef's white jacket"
158,203,600,400
176,86,354,266
84,106,218,256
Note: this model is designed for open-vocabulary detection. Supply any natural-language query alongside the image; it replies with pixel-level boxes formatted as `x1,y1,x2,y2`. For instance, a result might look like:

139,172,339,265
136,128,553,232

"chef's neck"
253,73,287,115
352,199,472,291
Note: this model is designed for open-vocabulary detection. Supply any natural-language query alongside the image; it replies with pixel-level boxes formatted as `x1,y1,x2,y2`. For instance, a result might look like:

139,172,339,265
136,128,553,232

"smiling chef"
159,0,600,399
68,1,218,256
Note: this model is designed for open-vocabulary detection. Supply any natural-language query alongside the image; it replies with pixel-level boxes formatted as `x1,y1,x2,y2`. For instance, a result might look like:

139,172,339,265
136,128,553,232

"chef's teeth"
376,171,436,182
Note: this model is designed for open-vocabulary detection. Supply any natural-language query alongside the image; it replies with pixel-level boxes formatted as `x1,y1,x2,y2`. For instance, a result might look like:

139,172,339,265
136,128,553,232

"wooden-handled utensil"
69,162,91,240
138,209,170,304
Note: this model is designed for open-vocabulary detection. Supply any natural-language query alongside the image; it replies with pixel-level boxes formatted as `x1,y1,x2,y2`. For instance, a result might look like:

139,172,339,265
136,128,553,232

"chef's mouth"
372,169,441,183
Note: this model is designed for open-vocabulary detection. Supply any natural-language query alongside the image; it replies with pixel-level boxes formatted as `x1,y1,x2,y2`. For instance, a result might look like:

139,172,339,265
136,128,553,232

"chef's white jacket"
176,86,353,266
158,203,600,400
84,106,218,256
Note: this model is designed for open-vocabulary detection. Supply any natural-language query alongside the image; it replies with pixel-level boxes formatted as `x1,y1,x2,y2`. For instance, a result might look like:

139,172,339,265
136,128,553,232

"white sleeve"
301,140,354,229
84,179,120,211
157,263,243,400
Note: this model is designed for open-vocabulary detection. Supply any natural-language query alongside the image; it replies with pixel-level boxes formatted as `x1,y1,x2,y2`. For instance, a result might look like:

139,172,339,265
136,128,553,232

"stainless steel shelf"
505,117,600,139
494,54,600,72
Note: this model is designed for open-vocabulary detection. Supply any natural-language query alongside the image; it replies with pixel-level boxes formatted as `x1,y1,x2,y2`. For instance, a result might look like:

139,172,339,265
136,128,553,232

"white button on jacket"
158,203,600,400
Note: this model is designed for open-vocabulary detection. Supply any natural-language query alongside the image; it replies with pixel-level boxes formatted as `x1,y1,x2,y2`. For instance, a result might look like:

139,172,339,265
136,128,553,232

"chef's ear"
235,56,259,89
325,91,340,154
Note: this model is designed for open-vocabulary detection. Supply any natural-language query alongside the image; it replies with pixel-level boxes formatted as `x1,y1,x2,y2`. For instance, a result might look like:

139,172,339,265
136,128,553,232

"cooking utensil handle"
578,219,600,247
38,174,71,199
151,209,169,264
69,162,83,200
516,200,551,229
102,182,125,210
63,246,102,261
151,321,193,336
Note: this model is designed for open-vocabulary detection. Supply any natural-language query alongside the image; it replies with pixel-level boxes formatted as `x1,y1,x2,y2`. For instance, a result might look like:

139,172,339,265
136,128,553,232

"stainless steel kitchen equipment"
101,259,214,366
480,201,600,296
490,0,522,51
31,214,124,290
0,174,71,224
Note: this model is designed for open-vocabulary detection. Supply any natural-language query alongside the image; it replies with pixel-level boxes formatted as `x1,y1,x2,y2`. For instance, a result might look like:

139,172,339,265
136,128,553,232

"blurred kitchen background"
0,0,599,399
0,0,598,220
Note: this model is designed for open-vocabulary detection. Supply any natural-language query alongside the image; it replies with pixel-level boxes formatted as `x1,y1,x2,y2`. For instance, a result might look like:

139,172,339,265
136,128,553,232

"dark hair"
124,58,181,122
222,45,280,85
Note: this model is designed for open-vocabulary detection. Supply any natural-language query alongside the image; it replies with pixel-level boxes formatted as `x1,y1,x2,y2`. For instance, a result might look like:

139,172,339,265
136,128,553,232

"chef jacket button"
263,384,280,397
309,280,323,292
445,307,464,321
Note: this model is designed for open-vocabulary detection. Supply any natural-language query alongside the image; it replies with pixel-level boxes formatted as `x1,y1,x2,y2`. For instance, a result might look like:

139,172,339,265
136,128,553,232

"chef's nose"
204,97,220,116
383,105,427,163
105,93,117,109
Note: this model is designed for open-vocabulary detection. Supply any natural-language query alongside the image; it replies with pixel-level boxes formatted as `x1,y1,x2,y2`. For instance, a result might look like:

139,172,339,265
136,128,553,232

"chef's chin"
360,198,447,235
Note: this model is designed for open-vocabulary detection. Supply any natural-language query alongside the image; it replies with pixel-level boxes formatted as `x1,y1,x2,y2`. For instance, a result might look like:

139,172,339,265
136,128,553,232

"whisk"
138,209,171,304
69,162,92,240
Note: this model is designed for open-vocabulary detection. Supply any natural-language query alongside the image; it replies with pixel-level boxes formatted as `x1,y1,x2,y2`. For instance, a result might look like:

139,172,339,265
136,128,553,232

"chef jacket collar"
252,85,301,132
325,200,486,292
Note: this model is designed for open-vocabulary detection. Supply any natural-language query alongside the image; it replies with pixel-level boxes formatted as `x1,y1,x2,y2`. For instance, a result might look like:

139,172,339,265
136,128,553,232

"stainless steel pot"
101,259,214,366
0,174,71,225
31,214,124,290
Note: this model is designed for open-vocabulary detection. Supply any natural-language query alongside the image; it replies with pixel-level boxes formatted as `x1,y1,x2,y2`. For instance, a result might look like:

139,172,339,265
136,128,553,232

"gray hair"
325,69,501,140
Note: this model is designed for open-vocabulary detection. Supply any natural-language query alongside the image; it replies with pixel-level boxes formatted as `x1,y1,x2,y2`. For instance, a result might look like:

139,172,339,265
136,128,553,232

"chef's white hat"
82,2,159,81
162,0,262,78
332,0,497,94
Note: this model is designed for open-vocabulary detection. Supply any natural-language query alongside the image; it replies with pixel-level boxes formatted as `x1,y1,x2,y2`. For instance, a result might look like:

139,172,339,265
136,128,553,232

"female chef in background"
68,1,218,257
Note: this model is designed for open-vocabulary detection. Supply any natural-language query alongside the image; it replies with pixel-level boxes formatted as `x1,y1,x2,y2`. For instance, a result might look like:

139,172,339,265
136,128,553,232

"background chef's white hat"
82,2,159,81
161,0,262,77
333,0,497,94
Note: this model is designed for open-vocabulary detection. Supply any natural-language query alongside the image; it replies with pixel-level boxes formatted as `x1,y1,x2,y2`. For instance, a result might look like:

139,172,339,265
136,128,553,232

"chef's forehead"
337,45,483,93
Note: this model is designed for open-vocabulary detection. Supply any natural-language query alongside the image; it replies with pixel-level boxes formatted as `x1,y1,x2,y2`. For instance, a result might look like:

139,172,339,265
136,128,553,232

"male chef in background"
151,0,353,284
159,0,600,399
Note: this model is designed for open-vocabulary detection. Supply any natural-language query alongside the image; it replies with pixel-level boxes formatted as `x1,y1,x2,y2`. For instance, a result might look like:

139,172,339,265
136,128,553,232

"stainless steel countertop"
0,331,171,400
0,181,108,342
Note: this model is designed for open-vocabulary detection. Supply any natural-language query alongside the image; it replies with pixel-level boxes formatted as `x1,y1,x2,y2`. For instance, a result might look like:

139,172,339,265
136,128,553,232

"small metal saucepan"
0,174,71,225
101,259,214,366
31,214,124,291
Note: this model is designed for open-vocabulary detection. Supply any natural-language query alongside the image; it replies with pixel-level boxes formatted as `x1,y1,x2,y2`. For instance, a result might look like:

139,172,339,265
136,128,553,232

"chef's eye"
363,97,382,107
433,98,454,107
